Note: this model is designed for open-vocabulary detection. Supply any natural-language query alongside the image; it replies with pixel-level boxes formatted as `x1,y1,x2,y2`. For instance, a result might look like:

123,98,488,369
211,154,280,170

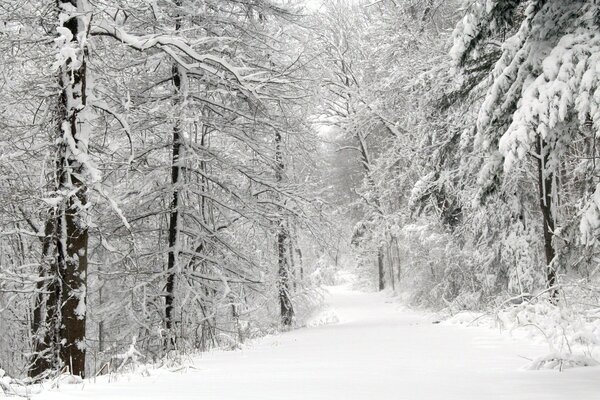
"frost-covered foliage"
4,0,600,382
453,1,600,241
0,0,329,379
395,223,484,309
501,224,544,294
324,0,600,325
383,0,600,368
445,0,600,298
446,279,600,370
314,0,464,292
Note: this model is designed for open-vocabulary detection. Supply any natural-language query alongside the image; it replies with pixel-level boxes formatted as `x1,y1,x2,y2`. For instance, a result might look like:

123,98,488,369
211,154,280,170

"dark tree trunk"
378,246,385,291
536,136,558,301
165,110,181,344
393,236,402,284
275,130,294,326
387,244,395,291
30,0,92,378
57,183,88,376
288,226,297,291
29,219,56,378
296,248,304,282
165,4,184,348
278,225,294,326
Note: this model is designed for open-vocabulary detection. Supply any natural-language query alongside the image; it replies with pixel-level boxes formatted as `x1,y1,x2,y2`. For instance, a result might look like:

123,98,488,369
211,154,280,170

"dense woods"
1,0,600,382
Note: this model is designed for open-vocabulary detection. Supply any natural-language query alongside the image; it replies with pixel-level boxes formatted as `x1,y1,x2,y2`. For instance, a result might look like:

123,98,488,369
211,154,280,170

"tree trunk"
536,136,558,301
278,225,294,326
165,3,185,349
29,219,56,378
377,246,385,291
393,236,402,284
296,248,304,282
275,130,294,326
165,114,180,346
30,0,92,378
57,182,89,377
387,244,395,291
288,224,297,291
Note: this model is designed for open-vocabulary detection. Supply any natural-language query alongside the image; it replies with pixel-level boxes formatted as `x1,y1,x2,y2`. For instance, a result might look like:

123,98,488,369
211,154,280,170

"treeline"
0,0,328,379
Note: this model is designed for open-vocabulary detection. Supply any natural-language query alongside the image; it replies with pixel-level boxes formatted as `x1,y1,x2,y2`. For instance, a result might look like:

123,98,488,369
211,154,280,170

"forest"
1,0,600,398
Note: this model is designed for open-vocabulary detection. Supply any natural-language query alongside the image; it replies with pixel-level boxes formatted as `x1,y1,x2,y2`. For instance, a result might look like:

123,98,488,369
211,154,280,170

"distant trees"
314,0,395,290
314,0,459,292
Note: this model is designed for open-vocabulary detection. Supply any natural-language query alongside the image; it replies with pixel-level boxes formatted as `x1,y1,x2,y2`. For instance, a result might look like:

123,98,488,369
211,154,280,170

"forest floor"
30,283,600,400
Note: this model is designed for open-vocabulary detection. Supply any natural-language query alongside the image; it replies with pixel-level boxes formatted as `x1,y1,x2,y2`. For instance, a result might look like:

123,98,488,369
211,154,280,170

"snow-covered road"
35,285,600,400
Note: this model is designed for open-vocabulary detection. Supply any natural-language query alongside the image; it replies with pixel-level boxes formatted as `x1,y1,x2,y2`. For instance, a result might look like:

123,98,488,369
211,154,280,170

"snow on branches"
453,1,600,244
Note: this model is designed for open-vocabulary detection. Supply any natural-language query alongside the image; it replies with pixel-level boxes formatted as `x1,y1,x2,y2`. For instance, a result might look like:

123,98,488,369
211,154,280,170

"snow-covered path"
36,285,600,400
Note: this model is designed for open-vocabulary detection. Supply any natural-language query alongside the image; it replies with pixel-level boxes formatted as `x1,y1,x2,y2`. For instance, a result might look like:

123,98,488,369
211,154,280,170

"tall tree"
164,0,186,350
30,0,94,378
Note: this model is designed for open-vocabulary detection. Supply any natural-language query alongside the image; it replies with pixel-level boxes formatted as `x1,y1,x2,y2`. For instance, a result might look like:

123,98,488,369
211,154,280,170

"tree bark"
165,2,184,349
288,224,297,291
30,0,92,378
29,218,57,378
536,136,558,301
387,243,395,291
378,246,385,291
275,130,294,326
278,225,294,326
393,236,402,284
296,248,304,282
164,101,181,346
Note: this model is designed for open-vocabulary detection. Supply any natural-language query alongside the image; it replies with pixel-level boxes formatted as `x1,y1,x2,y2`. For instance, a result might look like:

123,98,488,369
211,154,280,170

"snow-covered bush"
394,222,489,310
444,276,600,369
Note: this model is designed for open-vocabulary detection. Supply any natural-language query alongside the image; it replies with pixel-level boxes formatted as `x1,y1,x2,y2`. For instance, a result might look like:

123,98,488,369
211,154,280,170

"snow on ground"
30,284,600,400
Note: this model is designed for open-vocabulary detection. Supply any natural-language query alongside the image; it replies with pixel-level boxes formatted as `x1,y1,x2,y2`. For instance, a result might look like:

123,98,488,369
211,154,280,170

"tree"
452,0,600,300
30,0,94,378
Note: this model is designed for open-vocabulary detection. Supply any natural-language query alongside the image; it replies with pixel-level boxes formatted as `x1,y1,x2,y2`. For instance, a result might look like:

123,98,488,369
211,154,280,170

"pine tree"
452,0,600,299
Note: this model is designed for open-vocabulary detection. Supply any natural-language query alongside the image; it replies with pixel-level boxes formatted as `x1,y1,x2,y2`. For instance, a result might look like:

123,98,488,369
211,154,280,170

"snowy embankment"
444,298,600,371
12,284,600,399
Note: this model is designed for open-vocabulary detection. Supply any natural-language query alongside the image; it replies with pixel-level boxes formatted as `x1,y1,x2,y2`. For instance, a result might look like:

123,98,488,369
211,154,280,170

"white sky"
303,0,323,11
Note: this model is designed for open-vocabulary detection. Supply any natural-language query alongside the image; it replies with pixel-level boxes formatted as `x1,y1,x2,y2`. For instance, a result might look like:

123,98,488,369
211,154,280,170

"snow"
74,285,86,319
113,336,144,372
31,284,600,400
90,22,245,87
